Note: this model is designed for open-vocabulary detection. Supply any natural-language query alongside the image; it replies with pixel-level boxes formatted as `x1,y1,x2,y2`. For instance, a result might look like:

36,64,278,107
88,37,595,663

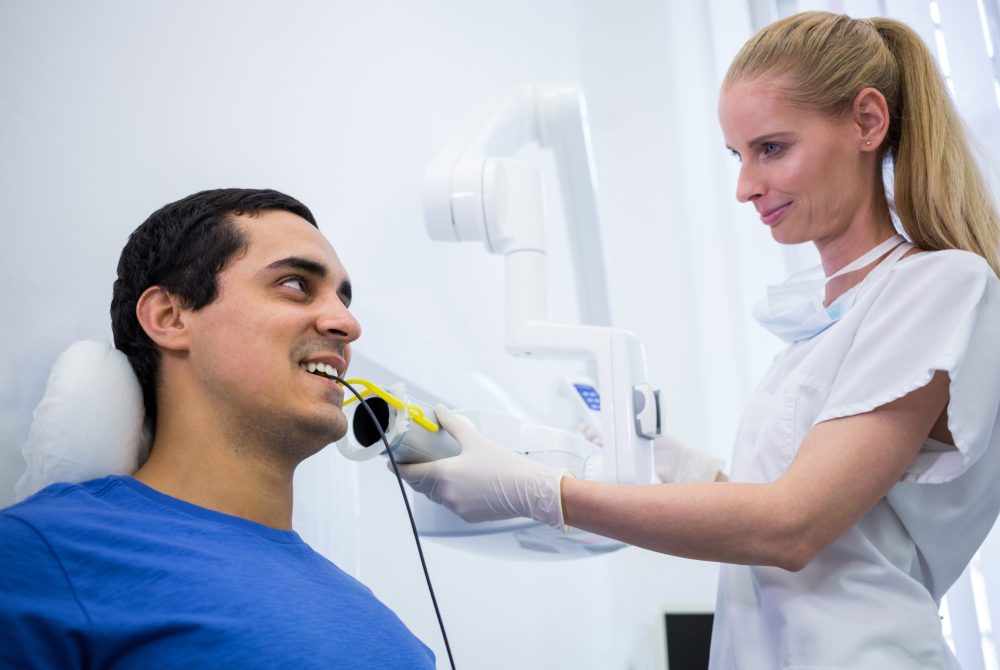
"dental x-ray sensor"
422,84,660,485
337,379,461,464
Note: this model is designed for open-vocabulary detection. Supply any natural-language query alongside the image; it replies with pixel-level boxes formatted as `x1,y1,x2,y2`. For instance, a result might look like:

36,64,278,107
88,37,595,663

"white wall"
0,1,784,668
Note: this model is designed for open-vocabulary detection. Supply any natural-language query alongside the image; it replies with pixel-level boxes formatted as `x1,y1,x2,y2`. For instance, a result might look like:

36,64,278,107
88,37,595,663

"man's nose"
315,298,361,343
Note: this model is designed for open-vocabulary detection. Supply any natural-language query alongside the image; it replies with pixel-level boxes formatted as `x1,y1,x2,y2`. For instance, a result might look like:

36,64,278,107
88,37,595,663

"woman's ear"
854,87,890,152
135,287,191,352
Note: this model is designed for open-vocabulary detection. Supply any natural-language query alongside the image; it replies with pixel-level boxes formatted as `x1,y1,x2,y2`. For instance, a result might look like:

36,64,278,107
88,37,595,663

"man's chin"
301,412,349,447
281,428,346,466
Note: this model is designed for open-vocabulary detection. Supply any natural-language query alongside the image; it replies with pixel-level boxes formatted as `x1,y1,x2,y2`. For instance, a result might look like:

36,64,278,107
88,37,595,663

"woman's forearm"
560,476,810,570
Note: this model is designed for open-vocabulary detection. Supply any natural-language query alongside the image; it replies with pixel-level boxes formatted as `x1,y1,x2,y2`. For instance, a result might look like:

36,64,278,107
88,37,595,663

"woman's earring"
866,140,872,146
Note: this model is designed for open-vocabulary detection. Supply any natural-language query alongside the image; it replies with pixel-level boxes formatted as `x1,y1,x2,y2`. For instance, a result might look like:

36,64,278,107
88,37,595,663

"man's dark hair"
110,188,317,428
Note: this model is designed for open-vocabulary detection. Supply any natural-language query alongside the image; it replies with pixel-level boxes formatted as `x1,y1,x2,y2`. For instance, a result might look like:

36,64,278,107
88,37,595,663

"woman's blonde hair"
724,11,1000,276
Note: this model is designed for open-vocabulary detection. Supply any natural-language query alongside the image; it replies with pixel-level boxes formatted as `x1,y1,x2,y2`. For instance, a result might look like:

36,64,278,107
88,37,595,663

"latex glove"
579,423,724,483
396,404,572,530
579,422,602,447
653,433,725,483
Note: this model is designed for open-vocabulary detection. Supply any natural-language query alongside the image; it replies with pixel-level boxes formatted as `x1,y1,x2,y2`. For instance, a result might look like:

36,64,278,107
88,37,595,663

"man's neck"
134,409,300,530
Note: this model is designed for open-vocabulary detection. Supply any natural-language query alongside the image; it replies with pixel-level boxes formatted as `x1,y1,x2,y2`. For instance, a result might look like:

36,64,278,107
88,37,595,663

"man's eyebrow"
264,256,328,278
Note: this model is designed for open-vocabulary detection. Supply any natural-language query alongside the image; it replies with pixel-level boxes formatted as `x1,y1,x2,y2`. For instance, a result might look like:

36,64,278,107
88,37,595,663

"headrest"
14,340,151,502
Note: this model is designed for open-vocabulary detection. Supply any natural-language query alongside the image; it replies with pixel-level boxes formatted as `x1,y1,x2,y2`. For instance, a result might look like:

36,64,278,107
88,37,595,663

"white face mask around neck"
753,234,910,343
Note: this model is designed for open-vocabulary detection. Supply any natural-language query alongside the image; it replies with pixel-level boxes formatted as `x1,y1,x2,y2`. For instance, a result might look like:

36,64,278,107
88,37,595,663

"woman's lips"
760,202,791,225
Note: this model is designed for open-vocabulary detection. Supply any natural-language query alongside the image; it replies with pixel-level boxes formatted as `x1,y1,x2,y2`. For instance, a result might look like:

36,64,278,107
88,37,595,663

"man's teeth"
300,362,339,379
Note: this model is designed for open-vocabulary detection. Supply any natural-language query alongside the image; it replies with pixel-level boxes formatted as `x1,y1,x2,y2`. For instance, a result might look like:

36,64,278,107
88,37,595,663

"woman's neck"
816,195,897,306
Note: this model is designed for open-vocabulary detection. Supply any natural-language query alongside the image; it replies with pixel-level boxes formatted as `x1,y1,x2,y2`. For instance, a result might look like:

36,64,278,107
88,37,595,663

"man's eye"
279,277,307,292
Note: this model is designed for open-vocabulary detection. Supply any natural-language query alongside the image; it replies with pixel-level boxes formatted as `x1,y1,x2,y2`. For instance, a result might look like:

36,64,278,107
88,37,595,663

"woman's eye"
280,277,307,293
763,142,782,156
729,149,742,163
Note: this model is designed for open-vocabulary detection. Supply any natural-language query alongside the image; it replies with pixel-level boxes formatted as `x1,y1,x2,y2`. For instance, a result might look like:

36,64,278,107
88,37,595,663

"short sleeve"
815,250,1000,483
0,511,89,667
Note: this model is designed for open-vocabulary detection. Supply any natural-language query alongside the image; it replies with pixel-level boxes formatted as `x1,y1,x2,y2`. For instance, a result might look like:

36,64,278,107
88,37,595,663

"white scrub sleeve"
815,250,1000,484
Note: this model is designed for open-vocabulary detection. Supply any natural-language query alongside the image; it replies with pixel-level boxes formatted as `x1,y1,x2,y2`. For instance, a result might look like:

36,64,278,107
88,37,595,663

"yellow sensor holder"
340,378,439,433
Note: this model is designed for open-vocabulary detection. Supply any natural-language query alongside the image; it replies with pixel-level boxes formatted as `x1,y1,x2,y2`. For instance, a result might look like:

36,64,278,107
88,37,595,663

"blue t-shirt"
0,476,436,669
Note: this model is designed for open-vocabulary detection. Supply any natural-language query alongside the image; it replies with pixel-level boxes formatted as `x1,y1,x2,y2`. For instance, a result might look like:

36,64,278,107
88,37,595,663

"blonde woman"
401,12,1000,668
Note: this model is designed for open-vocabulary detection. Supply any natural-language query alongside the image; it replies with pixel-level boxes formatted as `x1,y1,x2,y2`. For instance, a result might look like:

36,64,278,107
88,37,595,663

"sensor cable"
334,376,457,670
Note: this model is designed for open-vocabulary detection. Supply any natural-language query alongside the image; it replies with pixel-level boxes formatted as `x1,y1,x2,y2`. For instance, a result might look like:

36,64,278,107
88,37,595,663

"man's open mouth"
299,362,340,380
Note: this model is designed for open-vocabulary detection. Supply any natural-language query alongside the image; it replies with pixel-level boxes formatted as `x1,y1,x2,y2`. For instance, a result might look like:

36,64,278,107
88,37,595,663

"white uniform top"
709,249,1000,670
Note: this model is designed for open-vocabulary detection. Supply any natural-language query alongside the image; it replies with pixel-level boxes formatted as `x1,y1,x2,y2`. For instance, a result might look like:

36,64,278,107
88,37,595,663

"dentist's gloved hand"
577,422,724,483
653,433,725,483
396,404,573,530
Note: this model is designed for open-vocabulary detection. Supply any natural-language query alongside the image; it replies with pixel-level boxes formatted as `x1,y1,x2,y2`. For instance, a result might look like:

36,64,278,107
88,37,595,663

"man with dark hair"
0,189,436,668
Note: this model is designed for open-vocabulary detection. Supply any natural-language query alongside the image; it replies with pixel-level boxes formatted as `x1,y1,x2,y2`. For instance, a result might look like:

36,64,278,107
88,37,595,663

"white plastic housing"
422,83,657,485
423,84,612,327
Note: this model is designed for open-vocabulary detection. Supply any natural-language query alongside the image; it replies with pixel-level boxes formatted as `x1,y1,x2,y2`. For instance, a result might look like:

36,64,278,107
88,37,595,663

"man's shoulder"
1,476,151,551
0,480,127,597
4,477,121,521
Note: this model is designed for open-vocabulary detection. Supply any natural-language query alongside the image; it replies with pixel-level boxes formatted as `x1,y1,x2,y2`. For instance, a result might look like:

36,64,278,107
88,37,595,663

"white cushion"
15,340,151,501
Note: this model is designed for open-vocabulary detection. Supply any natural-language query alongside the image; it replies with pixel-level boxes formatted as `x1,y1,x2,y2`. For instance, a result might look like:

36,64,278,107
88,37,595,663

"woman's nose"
736,163,763,203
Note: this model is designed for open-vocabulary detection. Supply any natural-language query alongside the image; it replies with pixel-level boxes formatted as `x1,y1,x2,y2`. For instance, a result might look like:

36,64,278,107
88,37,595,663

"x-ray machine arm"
422,84,659,485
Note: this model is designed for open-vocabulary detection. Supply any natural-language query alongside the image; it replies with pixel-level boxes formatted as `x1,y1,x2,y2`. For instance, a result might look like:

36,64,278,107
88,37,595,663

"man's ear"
853,87,890,153
135,287,191,352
